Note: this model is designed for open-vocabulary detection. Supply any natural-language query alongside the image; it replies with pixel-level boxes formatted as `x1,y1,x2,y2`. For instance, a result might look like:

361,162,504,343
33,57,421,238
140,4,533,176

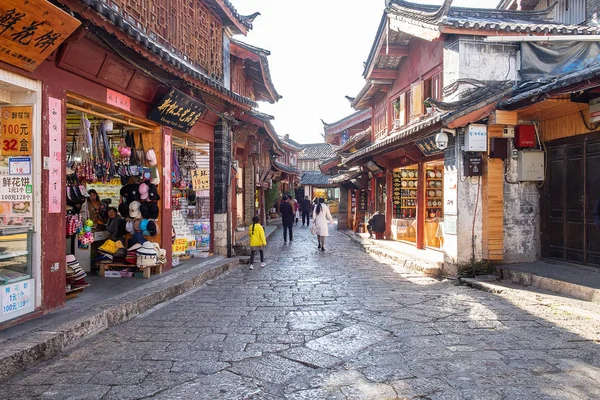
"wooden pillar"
160,127,173,269
416,160,425,249
482,125,504,260
385,169,393,239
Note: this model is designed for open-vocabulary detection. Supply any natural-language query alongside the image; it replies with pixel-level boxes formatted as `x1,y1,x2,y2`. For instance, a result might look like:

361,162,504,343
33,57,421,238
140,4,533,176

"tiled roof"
323,109,371,135
272,160,300,176
72,1,257,109
298,143,336,160
500,64,600,109
231,39,281,103
387,0,600,35
330,169,362,184
335,127,372,153
342,113,442,166
280,137,304,152
300,171,333,186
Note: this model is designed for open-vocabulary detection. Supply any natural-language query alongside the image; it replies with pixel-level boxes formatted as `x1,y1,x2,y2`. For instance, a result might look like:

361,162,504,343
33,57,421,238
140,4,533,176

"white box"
104,271,121,278
517,151,544,181
465,124,488,152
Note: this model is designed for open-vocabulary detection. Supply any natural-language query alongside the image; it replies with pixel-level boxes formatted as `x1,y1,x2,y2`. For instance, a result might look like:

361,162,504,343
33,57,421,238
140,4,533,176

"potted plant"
424,100,432,114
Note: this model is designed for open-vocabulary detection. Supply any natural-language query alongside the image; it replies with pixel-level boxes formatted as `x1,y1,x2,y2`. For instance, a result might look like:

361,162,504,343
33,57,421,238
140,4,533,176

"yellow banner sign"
0,0,81,71
0,106,32,156
191,169,209,191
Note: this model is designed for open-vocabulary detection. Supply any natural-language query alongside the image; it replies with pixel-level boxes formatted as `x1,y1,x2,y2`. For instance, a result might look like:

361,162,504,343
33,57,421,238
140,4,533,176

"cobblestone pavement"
2,225,600,399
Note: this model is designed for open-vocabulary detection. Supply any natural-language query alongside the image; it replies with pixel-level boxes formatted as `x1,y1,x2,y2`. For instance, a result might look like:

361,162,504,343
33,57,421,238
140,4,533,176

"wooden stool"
374,231,384,240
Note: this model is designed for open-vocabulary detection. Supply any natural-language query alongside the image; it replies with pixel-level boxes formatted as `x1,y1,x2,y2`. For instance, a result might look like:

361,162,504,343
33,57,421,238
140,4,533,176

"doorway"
542,132,600,267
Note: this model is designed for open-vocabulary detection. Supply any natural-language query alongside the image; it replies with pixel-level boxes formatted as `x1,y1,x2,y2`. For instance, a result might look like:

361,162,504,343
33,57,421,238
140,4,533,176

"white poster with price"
1,279,34,323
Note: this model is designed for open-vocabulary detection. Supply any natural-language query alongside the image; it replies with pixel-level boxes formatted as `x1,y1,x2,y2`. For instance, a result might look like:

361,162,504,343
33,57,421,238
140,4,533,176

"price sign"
2,279,33,317
0,106,32,156
191,169,209,191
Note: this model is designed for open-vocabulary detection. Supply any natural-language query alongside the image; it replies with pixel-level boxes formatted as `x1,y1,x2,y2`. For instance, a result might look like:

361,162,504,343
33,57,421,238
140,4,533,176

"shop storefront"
0,71,42,324
170,135,212,266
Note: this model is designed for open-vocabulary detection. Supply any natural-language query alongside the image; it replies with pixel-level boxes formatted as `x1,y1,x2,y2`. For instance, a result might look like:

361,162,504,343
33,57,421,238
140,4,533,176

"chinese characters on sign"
1,279,33,317
106,89,131,112
0,170,32,202
359,191,368,212
0,106,32,156
8,157,31,175
48,97,62,213
191,169,209,191
147,88,205,133
415,135,443,156
0,1,80,71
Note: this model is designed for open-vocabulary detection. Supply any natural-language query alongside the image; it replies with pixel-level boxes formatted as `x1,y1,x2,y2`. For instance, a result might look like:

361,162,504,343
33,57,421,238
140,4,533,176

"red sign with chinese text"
106,89,131,112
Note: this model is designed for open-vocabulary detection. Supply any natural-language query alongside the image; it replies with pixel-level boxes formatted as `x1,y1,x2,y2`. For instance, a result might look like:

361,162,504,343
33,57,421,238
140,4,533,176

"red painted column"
41,84,67,311
161,127,173,271
416,160,425,249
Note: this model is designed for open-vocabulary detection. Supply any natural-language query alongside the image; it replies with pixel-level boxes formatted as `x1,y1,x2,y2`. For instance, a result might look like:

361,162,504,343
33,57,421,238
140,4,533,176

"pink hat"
139,183,149,200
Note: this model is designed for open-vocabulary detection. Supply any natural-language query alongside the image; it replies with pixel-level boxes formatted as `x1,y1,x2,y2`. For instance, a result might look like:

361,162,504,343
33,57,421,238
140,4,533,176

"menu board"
358,191,367,212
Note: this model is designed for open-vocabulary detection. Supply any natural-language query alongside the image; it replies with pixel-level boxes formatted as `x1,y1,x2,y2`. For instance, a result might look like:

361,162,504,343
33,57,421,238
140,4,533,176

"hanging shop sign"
191,169,209,191
358,191,368,212
148,88,205,133
0,106,32,156
415,135,444,156
0,0,81,72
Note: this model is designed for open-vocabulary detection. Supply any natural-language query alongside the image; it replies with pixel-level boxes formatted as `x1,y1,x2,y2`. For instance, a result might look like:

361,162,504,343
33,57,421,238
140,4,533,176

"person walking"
301,195,312,226
280,195,295,243
248,215,267,270
312,197,334,251
292,198,300,225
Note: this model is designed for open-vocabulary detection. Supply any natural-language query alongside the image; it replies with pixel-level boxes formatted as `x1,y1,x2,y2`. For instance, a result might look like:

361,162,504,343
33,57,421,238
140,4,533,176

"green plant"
264,183,280,215
423,100,432,108
457,259,496,278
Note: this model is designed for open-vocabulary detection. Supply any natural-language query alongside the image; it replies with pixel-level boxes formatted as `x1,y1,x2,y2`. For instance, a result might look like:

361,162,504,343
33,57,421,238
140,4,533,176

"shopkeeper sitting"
106,207,125,243
85,189,108,229
367,211,386,239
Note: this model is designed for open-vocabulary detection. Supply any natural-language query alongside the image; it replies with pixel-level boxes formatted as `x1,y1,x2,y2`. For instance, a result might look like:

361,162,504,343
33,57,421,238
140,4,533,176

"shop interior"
391,160,444,248
64,95,167,298
170,134,211,266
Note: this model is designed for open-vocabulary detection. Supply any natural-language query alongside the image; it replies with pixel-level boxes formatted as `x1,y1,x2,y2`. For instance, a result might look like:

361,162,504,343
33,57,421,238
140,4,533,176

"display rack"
425,169,444,218
393,167,418,219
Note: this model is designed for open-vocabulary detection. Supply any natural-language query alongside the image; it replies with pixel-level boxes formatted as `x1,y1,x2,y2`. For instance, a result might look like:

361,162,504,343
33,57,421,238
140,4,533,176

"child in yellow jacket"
248,216,266,270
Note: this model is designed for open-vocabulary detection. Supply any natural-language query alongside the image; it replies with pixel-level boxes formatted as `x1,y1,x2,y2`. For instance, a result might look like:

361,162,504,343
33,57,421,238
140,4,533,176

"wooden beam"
379,44,409,57
369,69,398,80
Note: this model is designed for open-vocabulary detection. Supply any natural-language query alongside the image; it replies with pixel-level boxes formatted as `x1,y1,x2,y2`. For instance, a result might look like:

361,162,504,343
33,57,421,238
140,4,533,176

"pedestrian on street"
293,197,300,225
301,195,312,226
280,195,295,243
248,215,267,270
313,197,334,251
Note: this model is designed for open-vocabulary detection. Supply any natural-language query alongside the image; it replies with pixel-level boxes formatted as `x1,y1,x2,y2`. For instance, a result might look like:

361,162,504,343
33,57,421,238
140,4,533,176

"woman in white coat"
312,198,334,251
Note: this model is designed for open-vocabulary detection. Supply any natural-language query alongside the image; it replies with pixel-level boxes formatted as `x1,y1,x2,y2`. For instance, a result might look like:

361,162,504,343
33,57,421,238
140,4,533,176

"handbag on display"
150,166,160,185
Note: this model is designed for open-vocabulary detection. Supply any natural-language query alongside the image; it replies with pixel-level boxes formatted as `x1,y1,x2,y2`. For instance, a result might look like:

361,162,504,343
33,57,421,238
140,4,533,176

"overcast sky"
234,0,499,144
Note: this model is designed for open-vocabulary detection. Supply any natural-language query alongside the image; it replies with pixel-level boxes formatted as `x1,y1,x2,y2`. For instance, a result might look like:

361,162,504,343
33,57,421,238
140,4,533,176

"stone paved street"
2,225,600,399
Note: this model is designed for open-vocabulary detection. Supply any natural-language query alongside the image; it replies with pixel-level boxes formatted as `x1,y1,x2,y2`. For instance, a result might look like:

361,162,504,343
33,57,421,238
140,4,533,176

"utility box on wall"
465,124,488,152
464,153,483,176
514,125,536,148
517,151,544,181
489,137,509,159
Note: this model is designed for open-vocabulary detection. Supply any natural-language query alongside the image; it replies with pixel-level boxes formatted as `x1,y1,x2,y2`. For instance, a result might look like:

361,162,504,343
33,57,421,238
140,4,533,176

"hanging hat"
140,202,151,219
140,219,149,233
121,183,140,202
129,201,141,219
147,184,160,201
149,202,159,219
139,183,149,200
118,202,130,219
146,220,158,236
146,149,157,166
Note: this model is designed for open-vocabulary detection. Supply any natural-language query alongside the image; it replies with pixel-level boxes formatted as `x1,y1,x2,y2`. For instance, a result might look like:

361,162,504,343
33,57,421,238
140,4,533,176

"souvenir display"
425,169,443,219
393,167,418,219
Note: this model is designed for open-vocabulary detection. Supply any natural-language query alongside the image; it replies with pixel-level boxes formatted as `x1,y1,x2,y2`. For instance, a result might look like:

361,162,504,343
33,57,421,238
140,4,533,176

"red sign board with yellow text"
0,106,32,156
0,0,81,71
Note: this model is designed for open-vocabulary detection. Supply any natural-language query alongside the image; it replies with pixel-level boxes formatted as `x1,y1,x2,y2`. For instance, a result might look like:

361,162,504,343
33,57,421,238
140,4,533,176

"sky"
234,0,500,144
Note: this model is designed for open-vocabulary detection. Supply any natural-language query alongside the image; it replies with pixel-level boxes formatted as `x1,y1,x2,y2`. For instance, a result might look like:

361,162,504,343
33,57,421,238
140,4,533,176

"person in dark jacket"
301,196,312,226
367,211,386,239
280,195,295,243
594,196,600,229
106,207,125,242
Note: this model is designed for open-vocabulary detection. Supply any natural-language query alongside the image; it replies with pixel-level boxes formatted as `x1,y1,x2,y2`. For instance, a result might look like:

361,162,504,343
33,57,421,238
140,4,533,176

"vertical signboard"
48,97,62,213
164,134,171,209
0,106,32,156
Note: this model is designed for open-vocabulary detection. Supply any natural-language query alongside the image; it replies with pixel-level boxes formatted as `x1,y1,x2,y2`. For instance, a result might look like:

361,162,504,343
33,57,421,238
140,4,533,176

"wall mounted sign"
415,135,443,156
0,106,32,156
48,97,62,213
106,89,131,112
8,157,31,175
148,88,205,133
358,191,368,212
465,124,488,152
191,169,209,191
0,0,81,71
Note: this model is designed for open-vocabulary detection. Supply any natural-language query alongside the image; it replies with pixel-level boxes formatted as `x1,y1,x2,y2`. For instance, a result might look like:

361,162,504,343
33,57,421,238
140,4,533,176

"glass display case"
0,227,34,323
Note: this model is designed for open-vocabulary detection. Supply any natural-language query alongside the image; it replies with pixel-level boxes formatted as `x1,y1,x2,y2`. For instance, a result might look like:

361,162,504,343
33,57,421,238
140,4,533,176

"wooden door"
543,132,600,267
